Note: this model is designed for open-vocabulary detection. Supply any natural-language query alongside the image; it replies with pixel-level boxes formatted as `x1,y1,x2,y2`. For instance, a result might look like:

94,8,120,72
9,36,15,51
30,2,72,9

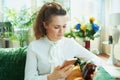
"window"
70,0,104,26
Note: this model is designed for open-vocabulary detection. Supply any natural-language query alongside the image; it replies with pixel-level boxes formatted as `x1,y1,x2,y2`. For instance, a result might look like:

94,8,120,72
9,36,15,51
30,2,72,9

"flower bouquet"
65,17,100,41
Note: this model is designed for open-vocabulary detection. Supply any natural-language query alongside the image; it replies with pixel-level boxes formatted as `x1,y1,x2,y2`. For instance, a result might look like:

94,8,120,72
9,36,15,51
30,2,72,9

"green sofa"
0,47,115,80
0,47,27,80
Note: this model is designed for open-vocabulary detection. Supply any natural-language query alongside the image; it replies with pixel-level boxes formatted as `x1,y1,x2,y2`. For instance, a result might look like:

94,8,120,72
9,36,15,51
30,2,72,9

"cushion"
93,67,115,80
0,47,27,80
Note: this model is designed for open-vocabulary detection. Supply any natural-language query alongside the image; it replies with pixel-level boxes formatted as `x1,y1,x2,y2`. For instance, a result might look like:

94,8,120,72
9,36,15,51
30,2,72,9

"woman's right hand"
48,65,74,80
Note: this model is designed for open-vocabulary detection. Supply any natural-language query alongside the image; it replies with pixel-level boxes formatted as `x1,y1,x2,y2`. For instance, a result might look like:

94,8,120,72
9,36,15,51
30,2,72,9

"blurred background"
0,0,120,61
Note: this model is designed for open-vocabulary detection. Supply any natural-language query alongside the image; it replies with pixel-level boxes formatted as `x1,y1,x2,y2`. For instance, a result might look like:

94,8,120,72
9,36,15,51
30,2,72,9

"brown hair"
33,2,67,39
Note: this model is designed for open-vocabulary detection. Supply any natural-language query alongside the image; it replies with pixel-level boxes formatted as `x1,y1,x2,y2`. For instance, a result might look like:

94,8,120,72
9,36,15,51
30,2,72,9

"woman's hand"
48,65,74,80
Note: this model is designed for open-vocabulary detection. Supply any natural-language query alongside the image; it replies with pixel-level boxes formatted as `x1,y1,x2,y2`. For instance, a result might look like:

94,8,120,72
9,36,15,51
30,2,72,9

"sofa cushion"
93,67,115,80
0,47,27,80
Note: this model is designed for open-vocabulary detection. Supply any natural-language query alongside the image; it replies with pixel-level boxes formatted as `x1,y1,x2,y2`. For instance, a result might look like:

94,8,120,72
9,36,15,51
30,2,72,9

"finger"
55,65,62,70
62,65,74,72
64,65,74,76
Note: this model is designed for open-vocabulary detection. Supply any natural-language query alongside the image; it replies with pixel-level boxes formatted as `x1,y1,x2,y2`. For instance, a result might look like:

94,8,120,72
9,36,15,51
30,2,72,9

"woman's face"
44,15,68,41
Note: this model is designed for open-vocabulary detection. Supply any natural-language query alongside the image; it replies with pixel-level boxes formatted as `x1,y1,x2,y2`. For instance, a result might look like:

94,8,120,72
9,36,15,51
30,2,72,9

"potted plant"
4,8,38,47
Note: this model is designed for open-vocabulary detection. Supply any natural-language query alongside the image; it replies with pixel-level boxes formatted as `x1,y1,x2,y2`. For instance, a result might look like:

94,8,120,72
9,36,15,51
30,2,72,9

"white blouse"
24,36,102,80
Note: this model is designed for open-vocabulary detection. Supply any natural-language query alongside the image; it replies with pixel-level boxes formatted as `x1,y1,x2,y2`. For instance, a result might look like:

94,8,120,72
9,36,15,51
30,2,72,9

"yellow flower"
81,25,86,32
89,17,95,23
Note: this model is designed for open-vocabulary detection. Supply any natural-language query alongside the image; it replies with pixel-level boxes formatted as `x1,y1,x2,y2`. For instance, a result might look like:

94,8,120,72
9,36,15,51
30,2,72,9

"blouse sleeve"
24,44,48,80
69,38,104,66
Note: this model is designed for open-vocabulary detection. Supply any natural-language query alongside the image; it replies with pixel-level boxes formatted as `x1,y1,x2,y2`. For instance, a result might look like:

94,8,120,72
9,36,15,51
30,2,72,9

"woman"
24,2,102,80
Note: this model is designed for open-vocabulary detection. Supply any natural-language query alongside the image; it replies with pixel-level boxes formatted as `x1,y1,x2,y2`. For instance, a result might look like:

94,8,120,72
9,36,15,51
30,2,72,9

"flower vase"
85,40,90,50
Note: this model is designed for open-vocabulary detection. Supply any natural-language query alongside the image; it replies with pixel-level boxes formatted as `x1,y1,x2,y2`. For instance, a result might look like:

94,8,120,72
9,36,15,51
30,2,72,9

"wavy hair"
33,2,67,39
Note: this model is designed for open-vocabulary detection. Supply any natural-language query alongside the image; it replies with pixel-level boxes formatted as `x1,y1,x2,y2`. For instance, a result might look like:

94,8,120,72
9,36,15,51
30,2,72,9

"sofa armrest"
0,47,27,80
